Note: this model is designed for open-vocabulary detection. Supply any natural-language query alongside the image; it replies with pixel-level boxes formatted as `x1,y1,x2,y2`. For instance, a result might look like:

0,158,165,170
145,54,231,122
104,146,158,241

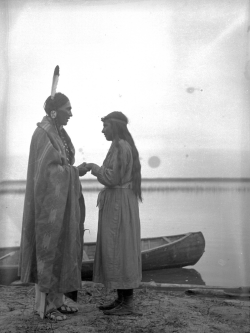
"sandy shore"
0,281,249,333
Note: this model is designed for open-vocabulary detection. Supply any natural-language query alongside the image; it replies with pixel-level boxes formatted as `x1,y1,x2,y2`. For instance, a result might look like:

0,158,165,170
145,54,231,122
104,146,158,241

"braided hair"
102,111,142,202
43,92,69,115
43,92,74,163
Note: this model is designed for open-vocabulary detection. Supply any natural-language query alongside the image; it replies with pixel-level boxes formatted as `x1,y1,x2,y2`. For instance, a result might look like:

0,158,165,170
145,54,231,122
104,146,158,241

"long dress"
18,116,85,294
91,139,142,289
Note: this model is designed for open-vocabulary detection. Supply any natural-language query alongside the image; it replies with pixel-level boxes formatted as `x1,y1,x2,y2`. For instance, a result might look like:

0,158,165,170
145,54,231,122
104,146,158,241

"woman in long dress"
86,111,142,315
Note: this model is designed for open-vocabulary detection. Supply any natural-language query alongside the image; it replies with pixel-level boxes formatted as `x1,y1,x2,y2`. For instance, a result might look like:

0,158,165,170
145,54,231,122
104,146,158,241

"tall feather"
51,65,60,100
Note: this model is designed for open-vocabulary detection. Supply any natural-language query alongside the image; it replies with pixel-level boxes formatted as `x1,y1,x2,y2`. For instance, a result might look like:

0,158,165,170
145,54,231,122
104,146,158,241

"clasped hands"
77,162,95,177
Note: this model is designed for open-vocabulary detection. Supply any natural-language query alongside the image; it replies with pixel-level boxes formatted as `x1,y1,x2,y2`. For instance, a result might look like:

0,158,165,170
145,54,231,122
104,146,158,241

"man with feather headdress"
18,67,88,321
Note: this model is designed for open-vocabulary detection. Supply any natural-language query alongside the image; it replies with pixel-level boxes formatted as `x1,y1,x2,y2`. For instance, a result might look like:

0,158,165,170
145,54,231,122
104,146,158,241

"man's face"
102,121,113,141
56,101,72,126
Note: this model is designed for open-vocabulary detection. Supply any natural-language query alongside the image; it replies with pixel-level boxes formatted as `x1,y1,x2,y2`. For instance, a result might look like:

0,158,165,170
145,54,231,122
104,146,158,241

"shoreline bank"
0,281,249,333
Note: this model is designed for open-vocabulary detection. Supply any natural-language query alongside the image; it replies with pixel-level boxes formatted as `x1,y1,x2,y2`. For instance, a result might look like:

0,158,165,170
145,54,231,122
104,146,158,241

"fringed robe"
19,116,85,294
91,140,142,289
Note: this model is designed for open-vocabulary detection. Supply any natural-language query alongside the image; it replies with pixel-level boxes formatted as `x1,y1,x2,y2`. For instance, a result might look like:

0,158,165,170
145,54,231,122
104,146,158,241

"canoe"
81,231,205,279
0,231,205,284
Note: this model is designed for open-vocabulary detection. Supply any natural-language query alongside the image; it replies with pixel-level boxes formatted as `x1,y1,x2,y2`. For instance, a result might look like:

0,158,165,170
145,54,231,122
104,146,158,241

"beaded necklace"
60,131,71,164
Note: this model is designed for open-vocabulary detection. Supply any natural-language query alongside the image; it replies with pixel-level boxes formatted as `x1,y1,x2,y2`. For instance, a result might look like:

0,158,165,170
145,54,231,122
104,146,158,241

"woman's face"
102,121,113,141
56,101,72,126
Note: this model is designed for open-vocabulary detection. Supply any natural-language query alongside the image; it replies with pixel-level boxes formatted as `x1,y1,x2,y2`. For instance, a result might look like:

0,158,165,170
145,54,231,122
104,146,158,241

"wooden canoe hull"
0,232,205,284
141,232,205,271
81,232,205,279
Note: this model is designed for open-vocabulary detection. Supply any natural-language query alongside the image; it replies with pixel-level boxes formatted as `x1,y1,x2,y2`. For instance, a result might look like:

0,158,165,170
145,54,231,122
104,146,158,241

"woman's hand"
85,163,95,171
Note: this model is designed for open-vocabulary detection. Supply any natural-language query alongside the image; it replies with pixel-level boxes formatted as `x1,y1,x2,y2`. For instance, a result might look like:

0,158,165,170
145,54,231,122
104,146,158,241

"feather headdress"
51,65,60,100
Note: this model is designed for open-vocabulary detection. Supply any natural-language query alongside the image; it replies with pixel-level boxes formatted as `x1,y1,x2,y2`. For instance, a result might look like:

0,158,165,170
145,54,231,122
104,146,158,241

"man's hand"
77,163,89,176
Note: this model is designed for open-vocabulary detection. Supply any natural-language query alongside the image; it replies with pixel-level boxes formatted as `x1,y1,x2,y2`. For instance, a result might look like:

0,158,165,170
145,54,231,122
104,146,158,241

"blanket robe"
18,116,84,294
91,140,142,289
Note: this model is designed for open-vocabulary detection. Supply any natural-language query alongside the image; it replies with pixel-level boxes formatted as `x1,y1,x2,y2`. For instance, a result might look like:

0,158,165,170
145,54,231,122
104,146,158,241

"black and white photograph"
0,0,249,332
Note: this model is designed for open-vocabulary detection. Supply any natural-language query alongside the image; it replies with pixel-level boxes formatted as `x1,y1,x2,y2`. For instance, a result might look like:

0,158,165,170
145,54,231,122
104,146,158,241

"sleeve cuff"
91,164,101,176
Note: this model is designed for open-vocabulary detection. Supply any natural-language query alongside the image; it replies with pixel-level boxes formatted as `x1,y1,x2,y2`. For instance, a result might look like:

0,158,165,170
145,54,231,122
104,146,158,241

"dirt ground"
0,281,249,333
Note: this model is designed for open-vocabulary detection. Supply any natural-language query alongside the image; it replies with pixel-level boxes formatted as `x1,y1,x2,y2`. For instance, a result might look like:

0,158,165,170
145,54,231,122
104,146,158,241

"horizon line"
1,177,250,194
1,177,250,187
0,177,250,183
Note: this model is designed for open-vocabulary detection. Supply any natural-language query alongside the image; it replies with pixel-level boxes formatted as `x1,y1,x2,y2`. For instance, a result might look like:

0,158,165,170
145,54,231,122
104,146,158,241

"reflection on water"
0,179,249,287
142,268,205,285
81,268,206,286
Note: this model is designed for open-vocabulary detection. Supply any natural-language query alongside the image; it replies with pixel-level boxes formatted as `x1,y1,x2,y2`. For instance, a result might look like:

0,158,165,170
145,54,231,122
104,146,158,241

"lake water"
0,179,249,288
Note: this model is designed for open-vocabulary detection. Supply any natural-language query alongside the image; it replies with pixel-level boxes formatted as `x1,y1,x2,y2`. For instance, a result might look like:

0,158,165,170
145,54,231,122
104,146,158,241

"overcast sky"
1,0,250,180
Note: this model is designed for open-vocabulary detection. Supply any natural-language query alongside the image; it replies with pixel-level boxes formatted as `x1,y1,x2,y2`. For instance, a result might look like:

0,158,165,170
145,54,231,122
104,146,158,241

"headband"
101,117,127,125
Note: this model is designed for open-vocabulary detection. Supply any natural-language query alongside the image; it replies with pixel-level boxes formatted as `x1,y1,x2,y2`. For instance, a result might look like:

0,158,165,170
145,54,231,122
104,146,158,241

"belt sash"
97,181,133,210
